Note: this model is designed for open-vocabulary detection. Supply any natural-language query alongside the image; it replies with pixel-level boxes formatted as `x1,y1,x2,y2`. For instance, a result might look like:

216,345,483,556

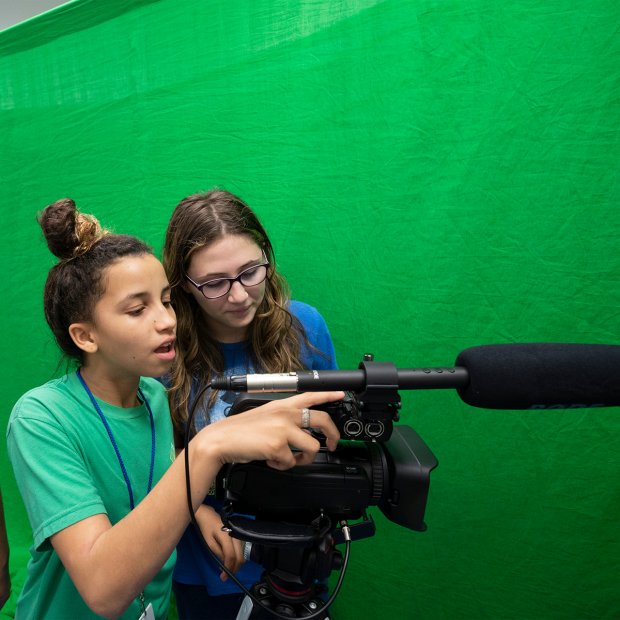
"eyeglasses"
185,253,269,299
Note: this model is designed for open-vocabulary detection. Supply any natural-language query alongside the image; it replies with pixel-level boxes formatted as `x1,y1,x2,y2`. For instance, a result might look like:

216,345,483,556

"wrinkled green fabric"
1,1,619,619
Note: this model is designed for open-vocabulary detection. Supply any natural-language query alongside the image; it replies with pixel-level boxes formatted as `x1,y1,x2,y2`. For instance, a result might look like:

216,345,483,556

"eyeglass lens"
201,264,268,298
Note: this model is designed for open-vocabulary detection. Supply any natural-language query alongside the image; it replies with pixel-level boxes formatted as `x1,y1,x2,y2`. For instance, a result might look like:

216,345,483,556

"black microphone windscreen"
455,343,620,410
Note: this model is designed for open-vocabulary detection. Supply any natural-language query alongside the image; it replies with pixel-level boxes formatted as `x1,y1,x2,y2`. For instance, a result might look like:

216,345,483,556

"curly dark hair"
38,198,153,364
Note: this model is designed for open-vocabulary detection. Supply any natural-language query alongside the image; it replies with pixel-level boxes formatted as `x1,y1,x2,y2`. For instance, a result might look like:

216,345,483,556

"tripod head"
226,512,370,619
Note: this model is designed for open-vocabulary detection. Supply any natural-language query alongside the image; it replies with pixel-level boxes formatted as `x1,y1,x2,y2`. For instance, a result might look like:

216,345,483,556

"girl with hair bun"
163,189,339,620
7,199,342,620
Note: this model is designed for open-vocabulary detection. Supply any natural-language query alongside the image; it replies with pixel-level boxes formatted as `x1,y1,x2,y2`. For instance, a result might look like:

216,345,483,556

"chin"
140,359,174,378
241,309,259,324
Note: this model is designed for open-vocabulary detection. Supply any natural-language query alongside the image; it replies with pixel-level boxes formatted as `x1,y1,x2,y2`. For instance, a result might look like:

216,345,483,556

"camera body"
216,391,437,532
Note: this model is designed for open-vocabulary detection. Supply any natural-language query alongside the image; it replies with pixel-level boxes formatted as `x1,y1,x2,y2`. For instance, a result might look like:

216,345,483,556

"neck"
78,361,142,409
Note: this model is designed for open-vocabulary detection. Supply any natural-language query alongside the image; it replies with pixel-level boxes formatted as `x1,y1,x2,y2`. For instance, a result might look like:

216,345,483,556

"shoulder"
7,376,84,466
288,300,328,331
9,375,79,427
288,301,338,370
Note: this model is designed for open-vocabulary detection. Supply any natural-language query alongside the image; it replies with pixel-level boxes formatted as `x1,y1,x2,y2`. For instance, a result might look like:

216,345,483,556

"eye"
163,300,172,308
204,281,222,289
128,307,145,316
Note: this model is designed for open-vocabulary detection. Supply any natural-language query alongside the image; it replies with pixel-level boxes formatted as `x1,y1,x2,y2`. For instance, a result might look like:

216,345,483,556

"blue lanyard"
76,368,155,510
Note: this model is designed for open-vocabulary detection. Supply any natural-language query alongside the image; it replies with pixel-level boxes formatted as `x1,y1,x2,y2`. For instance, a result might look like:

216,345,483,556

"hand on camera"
206,391,344,470
195,505,244,581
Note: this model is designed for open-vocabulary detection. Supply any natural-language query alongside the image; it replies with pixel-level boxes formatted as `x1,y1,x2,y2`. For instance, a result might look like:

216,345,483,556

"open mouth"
155,340,176,360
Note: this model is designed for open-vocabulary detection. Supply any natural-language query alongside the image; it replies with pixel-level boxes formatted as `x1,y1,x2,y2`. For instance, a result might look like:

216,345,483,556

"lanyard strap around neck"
76,368,156,510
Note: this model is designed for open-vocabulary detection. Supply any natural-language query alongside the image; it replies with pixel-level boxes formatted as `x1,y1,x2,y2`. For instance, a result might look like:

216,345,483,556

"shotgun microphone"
210,343,620,410
456,343,620,409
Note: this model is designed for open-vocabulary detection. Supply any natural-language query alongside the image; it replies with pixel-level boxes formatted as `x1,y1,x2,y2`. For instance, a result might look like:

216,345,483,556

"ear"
68,323,99,354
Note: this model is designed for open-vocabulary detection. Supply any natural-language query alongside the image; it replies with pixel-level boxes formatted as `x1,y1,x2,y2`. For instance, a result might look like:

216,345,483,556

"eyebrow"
116,285,171,307
196,257,263,282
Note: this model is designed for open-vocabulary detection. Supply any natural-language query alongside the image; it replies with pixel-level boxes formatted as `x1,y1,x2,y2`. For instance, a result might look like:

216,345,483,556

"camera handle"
222,508,377,548
221,509,332,548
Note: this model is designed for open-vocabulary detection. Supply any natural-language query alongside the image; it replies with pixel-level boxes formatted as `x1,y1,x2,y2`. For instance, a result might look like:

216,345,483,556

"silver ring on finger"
301,408,311,428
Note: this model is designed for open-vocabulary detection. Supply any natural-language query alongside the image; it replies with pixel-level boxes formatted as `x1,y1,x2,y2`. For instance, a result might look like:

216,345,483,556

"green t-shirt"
7,372,177,620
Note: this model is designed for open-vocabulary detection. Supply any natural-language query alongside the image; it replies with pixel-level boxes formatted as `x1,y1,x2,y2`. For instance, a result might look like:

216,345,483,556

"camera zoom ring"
368,442,384,505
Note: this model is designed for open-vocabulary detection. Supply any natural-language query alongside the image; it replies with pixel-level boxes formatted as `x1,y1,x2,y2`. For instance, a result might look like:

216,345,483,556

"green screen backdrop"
1,1,619,618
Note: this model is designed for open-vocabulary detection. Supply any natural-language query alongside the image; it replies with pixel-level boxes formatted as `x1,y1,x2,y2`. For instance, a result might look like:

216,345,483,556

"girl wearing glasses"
7,199,341,620
163,189,338,620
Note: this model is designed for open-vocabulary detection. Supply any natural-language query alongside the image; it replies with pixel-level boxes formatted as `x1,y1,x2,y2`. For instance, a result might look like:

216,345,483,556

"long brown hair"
163,189,316,434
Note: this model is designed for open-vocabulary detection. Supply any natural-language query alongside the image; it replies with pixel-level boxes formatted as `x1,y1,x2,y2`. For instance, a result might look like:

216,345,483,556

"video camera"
204,354,458,619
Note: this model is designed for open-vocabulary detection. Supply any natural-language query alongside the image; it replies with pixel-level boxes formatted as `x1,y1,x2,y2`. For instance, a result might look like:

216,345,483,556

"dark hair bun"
38,198,105,260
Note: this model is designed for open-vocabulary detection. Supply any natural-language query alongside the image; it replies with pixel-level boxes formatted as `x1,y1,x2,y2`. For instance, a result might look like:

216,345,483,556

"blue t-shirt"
173,301,338,594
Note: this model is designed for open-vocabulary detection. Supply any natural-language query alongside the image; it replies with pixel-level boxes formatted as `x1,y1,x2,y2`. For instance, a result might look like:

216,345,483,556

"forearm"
57,439,221,618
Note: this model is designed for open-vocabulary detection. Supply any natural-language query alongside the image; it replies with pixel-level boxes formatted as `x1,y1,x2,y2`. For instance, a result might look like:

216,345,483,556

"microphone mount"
353,355,401,423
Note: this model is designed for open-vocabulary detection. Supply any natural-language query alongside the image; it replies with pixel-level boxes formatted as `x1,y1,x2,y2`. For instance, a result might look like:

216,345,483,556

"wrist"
195,423,228,468
196,504,216,515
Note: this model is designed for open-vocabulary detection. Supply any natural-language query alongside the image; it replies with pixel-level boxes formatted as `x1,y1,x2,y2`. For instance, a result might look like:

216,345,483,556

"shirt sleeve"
7,396,106,550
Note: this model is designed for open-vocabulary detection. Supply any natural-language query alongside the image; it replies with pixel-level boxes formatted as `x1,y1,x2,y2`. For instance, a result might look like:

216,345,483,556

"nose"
155,302,176,332
227,280,249,303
